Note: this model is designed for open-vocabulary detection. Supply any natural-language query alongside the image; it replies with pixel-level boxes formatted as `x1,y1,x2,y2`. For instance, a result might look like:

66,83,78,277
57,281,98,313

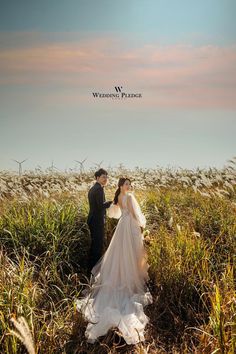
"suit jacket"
87,181,112,225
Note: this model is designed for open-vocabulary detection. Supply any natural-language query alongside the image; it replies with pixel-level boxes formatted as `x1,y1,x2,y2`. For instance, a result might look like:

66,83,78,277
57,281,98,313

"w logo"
115,86,122,92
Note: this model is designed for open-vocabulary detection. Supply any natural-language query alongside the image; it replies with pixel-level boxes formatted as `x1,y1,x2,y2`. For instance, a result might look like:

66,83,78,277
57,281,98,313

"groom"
87,168,113,274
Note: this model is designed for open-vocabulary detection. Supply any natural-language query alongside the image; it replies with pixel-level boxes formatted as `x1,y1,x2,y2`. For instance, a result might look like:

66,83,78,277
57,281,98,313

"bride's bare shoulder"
126,192,134,203
126,191,134,198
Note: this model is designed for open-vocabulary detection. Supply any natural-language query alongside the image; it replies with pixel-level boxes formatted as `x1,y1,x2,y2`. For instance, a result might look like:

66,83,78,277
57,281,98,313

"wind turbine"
93,160,104,169
74,157,88,174
107,162,112,171
49,160,61,172
11,158,28,176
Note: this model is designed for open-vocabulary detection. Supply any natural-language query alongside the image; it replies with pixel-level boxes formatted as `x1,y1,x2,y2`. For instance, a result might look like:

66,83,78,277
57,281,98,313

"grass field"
0,162,235,353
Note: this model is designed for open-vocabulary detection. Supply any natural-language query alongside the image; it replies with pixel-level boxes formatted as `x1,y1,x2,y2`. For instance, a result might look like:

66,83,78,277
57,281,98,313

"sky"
0,0,236,172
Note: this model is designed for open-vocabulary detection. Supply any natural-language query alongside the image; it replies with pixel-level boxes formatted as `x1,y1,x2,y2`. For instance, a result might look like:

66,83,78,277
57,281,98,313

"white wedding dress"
74,191,153,345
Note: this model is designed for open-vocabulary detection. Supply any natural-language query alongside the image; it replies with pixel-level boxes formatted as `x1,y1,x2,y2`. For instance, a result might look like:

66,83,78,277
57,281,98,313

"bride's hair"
113,177,132,204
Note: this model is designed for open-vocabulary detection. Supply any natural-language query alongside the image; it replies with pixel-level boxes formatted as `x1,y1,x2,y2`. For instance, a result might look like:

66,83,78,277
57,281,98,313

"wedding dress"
74,191,153,345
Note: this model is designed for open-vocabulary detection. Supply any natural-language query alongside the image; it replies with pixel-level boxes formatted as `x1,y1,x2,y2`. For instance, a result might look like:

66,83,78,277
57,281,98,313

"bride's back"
117,193,127,210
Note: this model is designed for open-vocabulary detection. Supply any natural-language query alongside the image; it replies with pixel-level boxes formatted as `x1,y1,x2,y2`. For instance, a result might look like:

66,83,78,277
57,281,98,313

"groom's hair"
94,168,108,179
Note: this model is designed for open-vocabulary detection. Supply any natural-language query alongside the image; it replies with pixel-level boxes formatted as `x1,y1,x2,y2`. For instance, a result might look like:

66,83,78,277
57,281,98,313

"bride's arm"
127,194,139,222
107,202,122,219
127,193,146,228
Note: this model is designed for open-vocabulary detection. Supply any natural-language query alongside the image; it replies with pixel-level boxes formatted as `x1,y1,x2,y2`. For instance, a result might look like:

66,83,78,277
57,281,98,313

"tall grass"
0,168,235,353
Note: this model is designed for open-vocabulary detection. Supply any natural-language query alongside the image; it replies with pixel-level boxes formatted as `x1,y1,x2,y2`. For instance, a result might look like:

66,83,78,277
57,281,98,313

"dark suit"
87,181,112,271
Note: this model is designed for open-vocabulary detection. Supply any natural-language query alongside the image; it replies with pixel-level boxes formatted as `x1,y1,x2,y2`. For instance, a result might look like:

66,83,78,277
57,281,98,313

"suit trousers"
87,220,105,272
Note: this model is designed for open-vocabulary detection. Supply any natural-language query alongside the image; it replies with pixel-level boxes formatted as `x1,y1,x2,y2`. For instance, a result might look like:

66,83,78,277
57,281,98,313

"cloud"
0,32,236,108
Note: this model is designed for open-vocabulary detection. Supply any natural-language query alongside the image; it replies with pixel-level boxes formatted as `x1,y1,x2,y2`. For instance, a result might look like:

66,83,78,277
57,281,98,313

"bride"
75,177,153,345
